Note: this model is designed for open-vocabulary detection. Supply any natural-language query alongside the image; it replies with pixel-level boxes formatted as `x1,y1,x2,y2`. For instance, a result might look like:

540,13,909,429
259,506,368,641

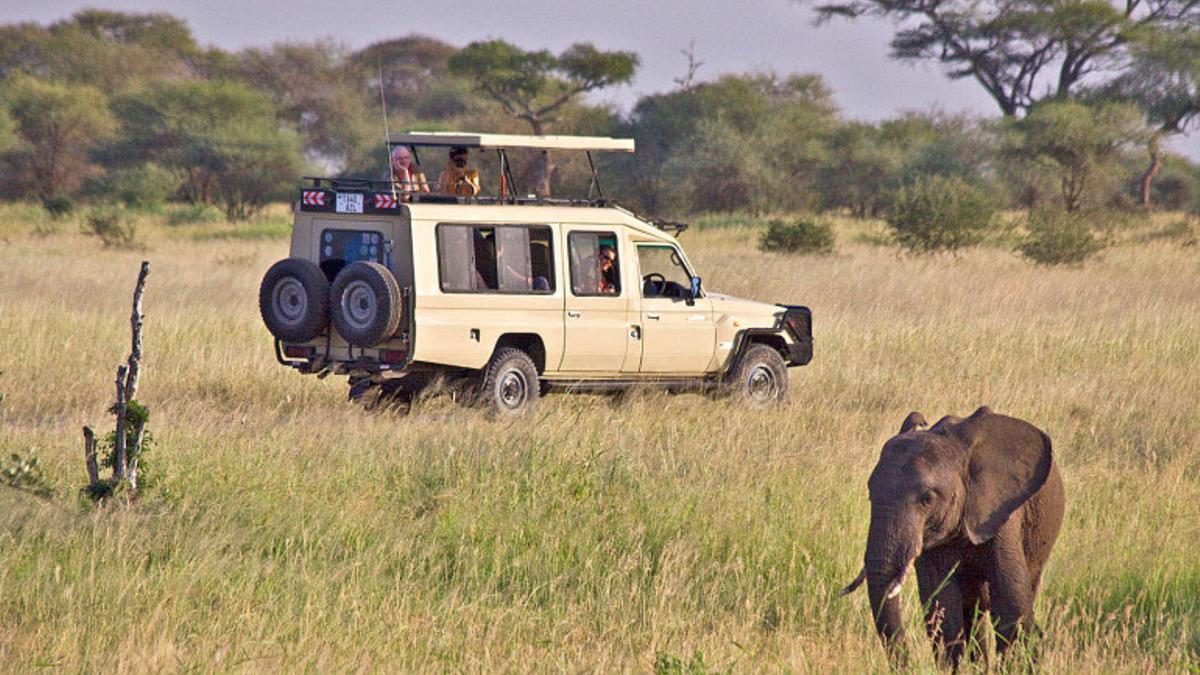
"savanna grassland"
1,205,1198,672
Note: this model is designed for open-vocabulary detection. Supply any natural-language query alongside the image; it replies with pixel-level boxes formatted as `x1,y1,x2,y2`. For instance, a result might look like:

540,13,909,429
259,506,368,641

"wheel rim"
746,364,777,403
272,277,307,327
341,280,377,331
498,368,528,410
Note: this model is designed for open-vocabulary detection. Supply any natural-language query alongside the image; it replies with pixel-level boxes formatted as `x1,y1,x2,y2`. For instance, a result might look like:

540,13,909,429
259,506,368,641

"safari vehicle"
259,132,812,414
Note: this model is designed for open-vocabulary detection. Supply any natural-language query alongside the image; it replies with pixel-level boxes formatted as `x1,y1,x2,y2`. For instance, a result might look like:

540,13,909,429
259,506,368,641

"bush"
41,196,74,219
90,163,177,209
758,216,835,255
165,202,224,226
1016,209,1109,265
84,207,139,249
887,175,997,254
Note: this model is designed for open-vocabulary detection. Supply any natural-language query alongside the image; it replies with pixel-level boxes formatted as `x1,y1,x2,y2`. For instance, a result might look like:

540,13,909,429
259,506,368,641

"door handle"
646,313,661,320
567,310,581,318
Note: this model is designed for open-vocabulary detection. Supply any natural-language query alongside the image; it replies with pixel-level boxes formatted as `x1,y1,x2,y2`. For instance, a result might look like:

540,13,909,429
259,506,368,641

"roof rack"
651,220,690,236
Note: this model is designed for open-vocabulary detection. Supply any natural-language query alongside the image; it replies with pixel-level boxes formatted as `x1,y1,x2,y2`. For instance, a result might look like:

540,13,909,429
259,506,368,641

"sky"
5,0,1198,158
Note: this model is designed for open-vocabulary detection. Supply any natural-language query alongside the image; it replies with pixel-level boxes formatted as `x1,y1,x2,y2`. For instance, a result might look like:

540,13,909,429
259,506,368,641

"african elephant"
841,406,1065,668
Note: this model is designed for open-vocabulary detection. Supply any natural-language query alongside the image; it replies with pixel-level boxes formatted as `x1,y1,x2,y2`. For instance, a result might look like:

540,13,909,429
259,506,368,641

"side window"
636,244,692,298
437,224,554,294
569,231,621,297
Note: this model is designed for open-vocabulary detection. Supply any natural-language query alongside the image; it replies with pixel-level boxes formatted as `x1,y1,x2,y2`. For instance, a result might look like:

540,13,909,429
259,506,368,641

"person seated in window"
598,245,619,294
439,146,481,197
388,146,429,197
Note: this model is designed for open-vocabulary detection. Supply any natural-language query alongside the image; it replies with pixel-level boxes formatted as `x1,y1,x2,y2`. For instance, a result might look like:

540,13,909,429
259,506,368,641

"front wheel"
725,344,789,407
477,348,540,416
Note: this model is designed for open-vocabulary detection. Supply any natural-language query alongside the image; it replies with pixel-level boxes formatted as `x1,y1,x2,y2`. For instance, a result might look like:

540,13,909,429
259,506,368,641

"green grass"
0,203,1198,671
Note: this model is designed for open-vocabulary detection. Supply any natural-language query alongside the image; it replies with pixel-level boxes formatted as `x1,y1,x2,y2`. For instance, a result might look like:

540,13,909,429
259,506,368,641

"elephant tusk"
885,568,908,600
840,568,866,596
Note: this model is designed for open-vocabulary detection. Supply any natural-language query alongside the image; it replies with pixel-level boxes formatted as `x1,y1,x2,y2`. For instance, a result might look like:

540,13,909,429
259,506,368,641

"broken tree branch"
113,365,128,480
82,426,98,486
124,261,149,402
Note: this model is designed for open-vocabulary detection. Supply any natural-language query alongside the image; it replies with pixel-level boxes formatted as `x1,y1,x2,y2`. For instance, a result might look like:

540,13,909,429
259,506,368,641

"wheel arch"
724,329,788,376
491,333,547,374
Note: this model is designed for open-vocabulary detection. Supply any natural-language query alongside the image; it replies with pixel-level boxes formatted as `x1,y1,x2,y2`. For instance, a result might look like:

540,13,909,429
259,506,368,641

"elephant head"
841,406,1054,651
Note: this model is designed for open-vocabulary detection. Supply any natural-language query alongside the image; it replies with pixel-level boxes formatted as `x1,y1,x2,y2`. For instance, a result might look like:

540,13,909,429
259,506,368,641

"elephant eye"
919,491,936,506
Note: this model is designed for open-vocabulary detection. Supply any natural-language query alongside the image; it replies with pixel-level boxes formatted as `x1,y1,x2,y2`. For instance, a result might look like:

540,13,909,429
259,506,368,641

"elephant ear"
899,412,927,434
953,408,1053,544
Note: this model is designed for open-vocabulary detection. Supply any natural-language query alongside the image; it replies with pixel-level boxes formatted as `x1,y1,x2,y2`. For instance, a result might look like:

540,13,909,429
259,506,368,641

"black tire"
330,261,402,347
259,258,329,342
726,343,789,406
477,348,540,416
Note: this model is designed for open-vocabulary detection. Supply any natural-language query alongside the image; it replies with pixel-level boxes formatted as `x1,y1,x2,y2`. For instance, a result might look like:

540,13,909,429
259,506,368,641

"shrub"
887,175,997,254
758,216,835,255
1016,208,1109,265
41,196,75,219
1,447,53,499
90,163,177,209
84,207,139,249
165,202,224,226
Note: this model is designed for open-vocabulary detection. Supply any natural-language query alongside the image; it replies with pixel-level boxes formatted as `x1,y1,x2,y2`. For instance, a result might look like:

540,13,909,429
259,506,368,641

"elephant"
841,406,1065,668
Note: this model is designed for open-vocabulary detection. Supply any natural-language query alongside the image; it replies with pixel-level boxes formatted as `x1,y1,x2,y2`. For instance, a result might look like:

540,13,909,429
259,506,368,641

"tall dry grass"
1,206,1198,672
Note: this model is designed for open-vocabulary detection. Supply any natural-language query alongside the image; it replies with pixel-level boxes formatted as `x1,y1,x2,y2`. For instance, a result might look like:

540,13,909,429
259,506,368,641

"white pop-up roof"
388,131,635,153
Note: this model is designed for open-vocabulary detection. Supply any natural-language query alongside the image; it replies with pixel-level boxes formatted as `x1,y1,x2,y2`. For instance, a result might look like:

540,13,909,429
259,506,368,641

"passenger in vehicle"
388,145,429,197
439,146,481,197
598,245,618,294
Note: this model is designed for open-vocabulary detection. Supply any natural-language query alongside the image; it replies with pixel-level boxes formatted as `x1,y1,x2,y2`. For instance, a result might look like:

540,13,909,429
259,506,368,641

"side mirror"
688,276,702,305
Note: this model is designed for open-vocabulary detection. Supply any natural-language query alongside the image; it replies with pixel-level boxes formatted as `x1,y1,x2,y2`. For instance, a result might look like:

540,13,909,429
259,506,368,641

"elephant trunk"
862,510,921,652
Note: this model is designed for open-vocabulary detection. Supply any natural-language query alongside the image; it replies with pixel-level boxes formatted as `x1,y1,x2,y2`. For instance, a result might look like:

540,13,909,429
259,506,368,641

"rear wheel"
726,343,789,407
478,348,540,416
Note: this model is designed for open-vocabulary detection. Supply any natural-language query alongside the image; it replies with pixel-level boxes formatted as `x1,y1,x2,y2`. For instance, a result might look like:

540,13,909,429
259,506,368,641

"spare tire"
259,258,329,342
330,261,402,347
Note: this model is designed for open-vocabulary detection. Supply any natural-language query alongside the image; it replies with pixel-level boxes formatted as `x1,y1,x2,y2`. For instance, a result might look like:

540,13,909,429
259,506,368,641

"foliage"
84,206,139,248
1017,208,1110,265
165,202,224,226
758,216,835,255
110,79,303,219
887,175,998,254
802,0,1200,117
41,195,74,219
1,447,53,499
86,162,177,209
0,75,116,200
1004,102,1148,212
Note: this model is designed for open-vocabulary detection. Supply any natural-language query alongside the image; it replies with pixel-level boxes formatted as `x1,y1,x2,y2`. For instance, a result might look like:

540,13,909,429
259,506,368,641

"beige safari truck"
259,131,812,415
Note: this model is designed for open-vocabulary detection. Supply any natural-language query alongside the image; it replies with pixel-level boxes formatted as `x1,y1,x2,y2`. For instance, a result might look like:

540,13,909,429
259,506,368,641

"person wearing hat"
439,146,481,197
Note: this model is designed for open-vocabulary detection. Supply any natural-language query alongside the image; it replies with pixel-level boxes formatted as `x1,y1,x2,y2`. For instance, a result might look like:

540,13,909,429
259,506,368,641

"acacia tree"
448,40,638,196
802,0,1200,206
1104,30,1200,206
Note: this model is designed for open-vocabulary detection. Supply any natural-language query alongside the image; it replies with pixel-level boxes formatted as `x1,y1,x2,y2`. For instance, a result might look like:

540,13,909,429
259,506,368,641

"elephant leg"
987,529,1034,659
916,555,965,668
959,579,987,664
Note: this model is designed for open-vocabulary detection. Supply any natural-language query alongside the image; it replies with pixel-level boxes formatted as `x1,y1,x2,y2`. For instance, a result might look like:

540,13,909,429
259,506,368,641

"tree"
111,79,302,218
234,41,374,172
803,0,1200,118
449,40,638,196
1004,101,1146,212
1103,30,1200,207
0,76,115,201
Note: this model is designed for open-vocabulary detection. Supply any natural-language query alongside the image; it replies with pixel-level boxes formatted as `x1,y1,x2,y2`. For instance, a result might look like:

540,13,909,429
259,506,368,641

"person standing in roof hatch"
439,146,481,197
389,145,429,198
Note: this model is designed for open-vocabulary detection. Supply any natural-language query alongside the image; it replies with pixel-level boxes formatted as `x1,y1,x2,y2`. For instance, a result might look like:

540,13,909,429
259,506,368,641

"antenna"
377,54,396,198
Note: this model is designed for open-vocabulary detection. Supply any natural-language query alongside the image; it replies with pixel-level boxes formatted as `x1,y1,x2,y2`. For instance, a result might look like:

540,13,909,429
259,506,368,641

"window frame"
568,230,623,298
435,222,556,295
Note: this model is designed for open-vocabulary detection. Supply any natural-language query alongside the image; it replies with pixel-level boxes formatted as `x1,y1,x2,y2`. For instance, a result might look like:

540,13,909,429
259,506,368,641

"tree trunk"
1140,135,1162,210
527,118,554,198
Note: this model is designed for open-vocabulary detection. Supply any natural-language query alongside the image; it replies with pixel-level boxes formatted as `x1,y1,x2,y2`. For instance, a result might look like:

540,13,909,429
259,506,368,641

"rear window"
436,224,555,294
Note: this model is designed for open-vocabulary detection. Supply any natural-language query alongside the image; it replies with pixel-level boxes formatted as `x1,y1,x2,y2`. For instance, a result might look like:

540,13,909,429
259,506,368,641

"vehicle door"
634,243,715,374
559,227,639,372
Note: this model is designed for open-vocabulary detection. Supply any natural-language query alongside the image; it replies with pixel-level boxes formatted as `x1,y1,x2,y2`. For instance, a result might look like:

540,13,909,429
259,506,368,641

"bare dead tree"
83,260,151,498
673,41,704,91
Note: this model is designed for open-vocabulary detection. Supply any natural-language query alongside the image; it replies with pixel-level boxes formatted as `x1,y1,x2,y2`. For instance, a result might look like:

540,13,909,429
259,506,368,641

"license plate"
336,192,363,214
